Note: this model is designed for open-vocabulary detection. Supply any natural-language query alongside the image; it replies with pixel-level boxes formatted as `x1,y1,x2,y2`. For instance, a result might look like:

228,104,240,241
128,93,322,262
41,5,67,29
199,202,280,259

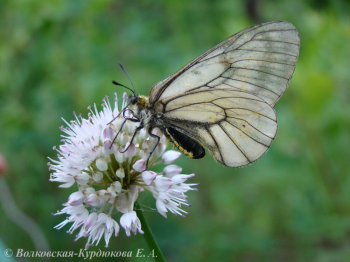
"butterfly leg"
107,104,131,125
123,107,135,118
144,130,160,171
119,125,144,153
110,116,140,148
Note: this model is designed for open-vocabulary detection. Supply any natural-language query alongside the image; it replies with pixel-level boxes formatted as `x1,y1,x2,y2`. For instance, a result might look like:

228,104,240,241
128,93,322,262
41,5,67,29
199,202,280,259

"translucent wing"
154,89,277,167
149,21,299,107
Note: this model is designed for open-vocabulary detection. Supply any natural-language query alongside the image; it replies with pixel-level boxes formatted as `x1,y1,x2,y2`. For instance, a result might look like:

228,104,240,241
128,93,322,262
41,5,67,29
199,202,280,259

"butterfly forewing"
149,21,299,107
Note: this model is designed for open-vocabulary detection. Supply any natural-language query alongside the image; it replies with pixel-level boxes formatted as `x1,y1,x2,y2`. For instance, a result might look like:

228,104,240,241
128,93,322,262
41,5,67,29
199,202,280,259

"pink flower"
49,93,198,249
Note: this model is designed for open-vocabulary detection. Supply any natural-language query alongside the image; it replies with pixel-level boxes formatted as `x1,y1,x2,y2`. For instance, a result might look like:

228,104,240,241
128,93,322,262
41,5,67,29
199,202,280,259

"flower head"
49,93,197,249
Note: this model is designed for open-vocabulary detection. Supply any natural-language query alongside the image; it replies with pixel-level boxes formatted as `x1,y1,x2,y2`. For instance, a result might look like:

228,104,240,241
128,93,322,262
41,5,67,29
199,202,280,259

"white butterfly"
113,21,300,170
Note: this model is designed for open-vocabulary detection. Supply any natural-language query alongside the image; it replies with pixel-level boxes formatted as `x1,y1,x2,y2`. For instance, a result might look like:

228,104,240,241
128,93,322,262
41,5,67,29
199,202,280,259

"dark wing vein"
229,67,289,80
246,39,299,45
205,126,224,164
230,59,295,66
227,49,298,57
218,122,250,162
163,89,264,105
225,116,275,139
220,76,280,96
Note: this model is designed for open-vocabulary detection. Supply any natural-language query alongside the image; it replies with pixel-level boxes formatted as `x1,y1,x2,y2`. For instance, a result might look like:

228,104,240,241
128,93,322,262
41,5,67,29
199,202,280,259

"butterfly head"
128,94,138,105
128,94,149,109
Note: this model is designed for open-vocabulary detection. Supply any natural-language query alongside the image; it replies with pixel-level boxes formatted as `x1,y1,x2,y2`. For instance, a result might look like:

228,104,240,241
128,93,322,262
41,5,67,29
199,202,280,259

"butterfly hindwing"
155,89,277,167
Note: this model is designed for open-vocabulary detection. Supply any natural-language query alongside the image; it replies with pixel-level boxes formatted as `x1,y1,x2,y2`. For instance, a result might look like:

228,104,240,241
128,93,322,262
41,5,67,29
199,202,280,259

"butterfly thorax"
128,94,156,128
136,95,149,109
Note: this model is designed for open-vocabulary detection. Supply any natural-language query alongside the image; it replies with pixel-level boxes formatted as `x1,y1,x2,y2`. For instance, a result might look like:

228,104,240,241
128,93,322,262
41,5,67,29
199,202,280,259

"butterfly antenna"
119,62,136,95
112,80,134,93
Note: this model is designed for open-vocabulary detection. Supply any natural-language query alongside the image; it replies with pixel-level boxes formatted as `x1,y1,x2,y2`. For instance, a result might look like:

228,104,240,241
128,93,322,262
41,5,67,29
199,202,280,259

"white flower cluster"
49,93,197,249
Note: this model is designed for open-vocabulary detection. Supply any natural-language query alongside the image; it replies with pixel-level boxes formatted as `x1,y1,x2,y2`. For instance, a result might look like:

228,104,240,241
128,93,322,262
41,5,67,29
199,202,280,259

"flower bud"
101,126,116,141
119,133,129,146
75,173,91,185
133,159,146,172
115,168,125,179
114,148,125,163
163,165,182,177
154,176,173,192
85,194,100,206
96,157,108,171
92,171,103,182
82,187,96,196
110,181,122,193
124,143,136,158
83,212,98,231
125,121,136,134
162,150,181,164
154,143,166,158
139,148,149,160
142,171,157,185
68,191,85,206
142,140,149,150
107,187,117,197
102,139,116,155
140,128,148,140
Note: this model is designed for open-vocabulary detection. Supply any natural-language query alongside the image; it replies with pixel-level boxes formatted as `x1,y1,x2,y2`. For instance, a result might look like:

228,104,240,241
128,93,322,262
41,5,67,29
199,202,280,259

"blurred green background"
1,0,350,261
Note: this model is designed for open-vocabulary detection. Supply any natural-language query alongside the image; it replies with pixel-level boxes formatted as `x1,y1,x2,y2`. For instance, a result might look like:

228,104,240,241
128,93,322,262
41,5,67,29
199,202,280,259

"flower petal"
96,157,108,171
154,176,173,192
133,159,146,172
102,139,117,155
163,165,183,177
68,191,85,206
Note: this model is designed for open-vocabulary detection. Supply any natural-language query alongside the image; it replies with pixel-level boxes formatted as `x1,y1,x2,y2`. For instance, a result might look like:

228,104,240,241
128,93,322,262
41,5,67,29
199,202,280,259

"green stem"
135,201,166,262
